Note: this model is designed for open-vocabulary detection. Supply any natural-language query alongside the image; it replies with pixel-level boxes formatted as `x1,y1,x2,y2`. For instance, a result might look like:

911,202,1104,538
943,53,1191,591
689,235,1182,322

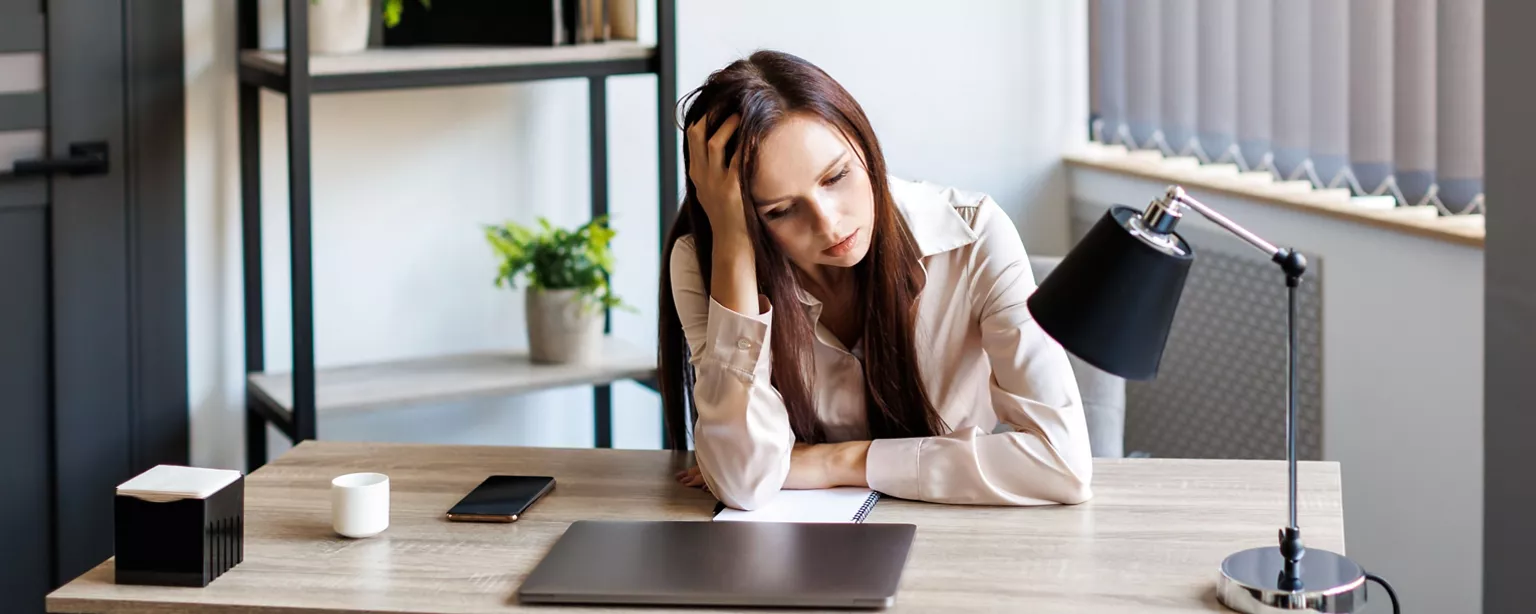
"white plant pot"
525,289,604,365
259,0,371,55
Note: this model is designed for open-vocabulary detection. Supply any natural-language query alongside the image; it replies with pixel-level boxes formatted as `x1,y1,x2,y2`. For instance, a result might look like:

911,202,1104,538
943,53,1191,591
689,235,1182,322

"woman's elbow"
703,459,787,510
1052,459,1094,505
712,478,782,511
1047,423,1096,505
694,439,792,511
1055,478,1093,505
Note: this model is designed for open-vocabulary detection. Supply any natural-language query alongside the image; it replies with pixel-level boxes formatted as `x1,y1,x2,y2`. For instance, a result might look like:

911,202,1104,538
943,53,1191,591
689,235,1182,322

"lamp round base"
1216,547,1368,613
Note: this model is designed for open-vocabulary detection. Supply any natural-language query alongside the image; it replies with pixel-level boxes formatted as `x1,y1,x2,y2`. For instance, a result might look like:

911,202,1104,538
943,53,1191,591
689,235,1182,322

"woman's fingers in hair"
708,114,741,170
686,114,739,164
684,112,748,236
686,119,707,170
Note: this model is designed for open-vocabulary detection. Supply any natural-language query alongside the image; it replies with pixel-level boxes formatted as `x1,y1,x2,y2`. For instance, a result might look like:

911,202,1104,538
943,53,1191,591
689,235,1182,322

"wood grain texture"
1064,147,1486,248
247,337,655,416
48,441,1345,614
240,41,655,76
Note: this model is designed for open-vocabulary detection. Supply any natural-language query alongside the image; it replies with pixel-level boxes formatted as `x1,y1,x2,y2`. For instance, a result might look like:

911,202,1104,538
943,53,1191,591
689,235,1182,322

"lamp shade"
1027,206,1195,381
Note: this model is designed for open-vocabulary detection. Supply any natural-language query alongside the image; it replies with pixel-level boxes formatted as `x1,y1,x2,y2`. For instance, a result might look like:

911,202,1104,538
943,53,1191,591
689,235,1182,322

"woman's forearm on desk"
784,441,871,489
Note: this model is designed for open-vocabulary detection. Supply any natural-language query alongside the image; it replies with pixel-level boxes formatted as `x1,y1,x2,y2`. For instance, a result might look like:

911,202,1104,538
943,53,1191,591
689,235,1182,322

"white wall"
679,1,1086,253
185,1,1089,470
1070,166,1485,614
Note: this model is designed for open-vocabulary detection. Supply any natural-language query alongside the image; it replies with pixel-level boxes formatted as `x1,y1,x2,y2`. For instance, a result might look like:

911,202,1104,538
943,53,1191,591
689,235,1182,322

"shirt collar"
888,175,982,257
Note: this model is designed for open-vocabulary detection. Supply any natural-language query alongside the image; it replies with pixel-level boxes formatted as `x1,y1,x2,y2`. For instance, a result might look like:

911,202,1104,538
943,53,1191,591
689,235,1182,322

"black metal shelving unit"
238,0,678,470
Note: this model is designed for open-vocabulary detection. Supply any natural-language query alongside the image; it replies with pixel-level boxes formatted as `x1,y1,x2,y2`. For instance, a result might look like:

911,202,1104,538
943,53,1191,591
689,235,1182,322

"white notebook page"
713,487,880,523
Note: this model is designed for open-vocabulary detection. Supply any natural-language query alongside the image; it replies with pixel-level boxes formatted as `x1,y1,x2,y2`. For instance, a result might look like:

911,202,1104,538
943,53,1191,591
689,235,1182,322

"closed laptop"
517,520,917,609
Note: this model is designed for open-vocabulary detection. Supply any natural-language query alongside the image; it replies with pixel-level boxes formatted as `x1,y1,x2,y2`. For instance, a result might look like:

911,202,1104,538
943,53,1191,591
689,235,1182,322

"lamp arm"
1169,193,1281,257
1143,186,1308,281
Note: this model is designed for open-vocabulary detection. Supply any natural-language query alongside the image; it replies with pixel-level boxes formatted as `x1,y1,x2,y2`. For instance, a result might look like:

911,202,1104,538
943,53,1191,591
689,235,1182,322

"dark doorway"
0,1,187,611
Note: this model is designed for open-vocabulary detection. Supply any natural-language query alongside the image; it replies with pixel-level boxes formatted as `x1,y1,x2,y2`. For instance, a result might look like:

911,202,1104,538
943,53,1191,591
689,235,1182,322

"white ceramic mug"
331,472,389,538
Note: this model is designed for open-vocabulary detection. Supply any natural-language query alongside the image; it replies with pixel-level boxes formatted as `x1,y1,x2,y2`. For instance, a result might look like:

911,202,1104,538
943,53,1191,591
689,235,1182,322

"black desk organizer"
114,465,245,587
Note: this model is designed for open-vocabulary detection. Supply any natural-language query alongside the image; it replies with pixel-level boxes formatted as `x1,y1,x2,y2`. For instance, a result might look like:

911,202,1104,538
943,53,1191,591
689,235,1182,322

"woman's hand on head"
686,114,749,242
688,114,761,316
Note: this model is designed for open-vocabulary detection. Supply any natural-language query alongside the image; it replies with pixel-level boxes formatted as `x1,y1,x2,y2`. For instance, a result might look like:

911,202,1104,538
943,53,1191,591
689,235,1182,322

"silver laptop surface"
517,520,917,609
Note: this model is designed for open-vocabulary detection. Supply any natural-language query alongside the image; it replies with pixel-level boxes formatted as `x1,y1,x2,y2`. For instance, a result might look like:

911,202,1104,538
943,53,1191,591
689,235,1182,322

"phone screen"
446,475,555,521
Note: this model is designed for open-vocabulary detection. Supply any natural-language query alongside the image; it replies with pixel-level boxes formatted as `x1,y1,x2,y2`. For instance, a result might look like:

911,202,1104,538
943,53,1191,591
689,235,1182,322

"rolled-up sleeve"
670,237,794,510
864,198,1094,506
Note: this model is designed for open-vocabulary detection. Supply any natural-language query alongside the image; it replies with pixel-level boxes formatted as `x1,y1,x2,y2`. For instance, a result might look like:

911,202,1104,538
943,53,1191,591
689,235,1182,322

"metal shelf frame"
238,0,679,470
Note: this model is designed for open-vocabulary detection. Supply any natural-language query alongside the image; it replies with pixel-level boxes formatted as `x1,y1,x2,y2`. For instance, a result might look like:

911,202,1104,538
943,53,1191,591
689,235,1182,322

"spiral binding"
851,493,881,523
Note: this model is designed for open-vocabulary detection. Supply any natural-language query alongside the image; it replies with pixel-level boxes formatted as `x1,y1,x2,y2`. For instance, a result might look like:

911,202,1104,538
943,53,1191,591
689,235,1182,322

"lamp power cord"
1363,571,1400,614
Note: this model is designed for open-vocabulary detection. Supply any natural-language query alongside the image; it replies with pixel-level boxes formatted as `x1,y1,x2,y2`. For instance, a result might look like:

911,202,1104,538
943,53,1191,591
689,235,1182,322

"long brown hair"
658,50,944,449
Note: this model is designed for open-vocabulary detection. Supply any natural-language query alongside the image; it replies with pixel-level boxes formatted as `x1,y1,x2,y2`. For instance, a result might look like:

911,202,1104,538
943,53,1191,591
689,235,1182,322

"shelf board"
238,41,658,93
248,337,656,419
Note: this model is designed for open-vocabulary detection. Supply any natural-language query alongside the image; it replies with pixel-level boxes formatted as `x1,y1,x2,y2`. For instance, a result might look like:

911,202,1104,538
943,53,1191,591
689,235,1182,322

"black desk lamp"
1027,186,1370,613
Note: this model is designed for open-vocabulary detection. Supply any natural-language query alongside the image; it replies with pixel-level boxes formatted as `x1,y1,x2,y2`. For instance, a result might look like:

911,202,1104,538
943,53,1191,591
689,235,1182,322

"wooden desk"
48,441,1345,613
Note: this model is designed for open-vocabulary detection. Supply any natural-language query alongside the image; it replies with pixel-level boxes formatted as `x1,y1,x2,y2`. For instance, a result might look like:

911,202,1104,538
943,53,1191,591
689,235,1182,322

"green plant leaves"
482,216,629,312
383,0,402,28
382,0,430,28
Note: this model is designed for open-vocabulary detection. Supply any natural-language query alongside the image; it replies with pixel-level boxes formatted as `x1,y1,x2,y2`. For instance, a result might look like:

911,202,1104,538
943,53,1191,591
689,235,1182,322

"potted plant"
259,0,428,55
484,217,627,365
307,0,372,54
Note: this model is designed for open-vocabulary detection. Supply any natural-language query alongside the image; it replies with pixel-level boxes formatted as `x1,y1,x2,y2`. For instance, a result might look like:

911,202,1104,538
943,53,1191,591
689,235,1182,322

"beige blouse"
670,176,1093,510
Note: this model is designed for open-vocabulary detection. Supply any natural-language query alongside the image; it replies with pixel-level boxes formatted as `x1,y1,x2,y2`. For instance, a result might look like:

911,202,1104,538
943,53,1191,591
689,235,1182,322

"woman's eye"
827,168,850,185
764,205,792,220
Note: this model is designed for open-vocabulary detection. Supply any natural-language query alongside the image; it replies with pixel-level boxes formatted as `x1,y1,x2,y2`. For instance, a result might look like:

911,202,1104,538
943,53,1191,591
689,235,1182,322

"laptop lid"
517,520,917,610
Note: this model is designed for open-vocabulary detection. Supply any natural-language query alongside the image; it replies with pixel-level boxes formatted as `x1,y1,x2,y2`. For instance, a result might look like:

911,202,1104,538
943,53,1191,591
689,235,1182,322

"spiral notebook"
712,487,881,523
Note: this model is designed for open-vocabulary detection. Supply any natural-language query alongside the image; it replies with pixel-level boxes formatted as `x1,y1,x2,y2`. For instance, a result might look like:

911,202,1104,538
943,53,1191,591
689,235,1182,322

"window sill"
1063,144,1484,249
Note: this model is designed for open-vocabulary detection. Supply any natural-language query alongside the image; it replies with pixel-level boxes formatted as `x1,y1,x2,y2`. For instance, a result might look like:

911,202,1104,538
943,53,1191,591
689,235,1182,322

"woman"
660,50,1092,510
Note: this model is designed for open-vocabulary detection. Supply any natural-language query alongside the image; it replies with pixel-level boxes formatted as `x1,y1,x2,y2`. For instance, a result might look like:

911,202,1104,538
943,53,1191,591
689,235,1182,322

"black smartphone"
445,475,556,523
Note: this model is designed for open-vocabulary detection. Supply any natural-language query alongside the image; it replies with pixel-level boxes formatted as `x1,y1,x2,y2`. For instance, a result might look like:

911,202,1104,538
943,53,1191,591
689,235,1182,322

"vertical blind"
1090,0,1485,215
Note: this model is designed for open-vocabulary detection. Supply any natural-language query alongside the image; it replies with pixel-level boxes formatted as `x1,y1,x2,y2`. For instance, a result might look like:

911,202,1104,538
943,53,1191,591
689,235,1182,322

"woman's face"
749,114,875,271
